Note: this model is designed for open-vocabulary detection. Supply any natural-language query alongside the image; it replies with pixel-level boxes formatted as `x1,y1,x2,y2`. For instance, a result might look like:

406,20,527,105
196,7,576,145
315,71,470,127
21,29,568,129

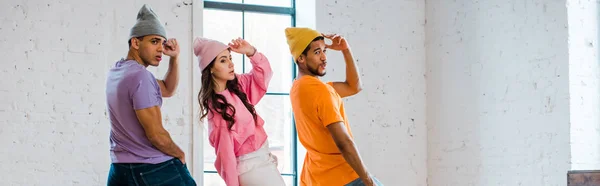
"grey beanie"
130,4,167,39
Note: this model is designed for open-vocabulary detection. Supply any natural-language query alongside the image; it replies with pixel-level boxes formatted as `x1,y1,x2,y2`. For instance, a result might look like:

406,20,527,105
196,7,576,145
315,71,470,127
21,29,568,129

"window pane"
243,12,293,93
202,9,244,75
255,95,293,174
205,0,292,7
243,0,292,7
294,64,298,78
283,175,295,186
204,0,243,4
203,128,217,172
202,9,244,172
203,173,226,186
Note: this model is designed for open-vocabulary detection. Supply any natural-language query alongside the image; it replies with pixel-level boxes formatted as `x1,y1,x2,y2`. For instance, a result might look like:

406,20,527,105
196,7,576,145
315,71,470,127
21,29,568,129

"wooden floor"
568,170,600,186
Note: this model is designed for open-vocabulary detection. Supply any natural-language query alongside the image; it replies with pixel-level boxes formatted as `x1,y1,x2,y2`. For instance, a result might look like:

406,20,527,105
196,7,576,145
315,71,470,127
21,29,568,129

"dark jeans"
107,158,196,186
345,176,384,186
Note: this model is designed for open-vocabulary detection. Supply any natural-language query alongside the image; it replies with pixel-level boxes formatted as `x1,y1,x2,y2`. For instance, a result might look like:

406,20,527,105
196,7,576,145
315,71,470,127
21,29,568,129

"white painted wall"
0,0,195,185
426,1,572,185
567,0,600,171
316,0,428,185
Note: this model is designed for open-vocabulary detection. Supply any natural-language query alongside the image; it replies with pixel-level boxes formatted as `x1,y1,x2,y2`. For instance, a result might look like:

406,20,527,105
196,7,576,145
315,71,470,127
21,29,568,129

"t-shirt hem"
133,103,160,111
322,119,344,127
110,151,174,164
301,174,359,186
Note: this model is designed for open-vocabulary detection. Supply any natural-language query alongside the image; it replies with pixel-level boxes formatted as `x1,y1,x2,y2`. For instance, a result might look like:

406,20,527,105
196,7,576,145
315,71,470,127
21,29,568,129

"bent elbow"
350,84,362,95
162,91,175,98
354,85,363,93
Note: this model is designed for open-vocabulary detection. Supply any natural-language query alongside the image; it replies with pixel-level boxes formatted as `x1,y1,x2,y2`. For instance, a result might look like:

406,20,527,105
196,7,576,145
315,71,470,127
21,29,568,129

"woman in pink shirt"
193,37,286,186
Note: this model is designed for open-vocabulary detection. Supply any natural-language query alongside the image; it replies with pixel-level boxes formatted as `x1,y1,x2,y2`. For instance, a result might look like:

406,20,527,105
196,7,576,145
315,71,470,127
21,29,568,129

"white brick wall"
4,0,600,185
0,1,195,185
317,1,428,185
426,1,571,186
567,0,600,171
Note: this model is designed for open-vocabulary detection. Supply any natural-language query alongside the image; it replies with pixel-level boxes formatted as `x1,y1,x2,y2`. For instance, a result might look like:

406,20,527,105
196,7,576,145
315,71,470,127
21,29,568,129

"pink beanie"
193,37,229,72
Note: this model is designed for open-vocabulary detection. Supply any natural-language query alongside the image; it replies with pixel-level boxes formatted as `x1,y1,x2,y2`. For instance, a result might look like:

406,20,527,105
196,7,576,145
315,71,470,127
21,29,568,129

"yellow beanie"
285,27,321,62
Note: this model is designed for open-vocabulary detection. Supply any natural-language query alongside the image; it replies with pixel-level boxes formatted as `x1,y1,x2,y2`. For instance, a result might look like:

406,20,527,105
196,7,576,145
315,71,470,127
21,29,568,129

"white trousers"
237,141,286,186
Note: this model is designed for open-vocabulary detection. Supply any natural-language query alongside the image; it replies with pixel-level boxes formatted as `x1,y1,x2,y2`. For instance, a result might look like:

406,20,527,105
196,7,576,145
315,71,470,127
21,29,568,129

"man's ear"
131,38,141,50
297,55,305,64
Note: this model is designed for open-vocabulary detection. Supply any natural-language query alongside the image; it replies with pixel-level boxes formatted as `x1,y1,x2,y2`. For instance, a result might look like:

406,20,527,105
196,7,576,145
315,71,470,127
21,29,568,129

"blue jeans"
345,177,384,186
107,158,196,186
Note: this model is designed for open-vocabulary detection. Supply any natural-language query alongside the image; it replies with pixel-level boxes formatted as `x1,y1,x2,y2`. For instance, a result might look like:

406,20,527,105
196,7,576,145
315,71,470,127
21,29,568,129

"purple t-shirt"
105,59,172,164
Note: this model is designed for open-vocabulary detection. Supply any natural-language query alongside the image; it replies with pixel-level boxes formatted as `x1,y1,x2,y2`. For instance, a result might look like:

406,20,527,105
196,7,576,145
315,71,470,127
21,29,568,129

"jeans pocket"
173,159,196,184
139,160,184,186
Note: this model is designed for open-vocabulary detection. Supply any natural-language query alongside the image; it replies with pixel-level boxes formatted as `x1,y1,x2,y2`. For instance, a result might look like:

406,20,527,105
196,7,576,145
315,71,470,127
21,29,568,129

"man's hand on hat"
228,37,256,57
322,33,349,51
163,38,180,58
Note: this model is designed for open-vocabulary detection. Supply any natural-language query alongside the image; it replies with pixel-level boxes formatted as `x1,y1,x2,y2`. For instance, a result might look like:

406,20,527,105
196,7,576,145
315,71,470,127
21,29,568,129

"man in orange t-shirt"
285,27,384,186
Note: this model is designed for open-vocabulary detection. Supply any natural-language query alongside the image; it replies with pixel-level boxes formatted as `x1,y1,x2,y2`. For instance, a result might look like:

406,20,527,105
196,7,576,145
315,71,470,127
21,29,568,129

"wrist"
246,47,257,57
169,55,179,60
362,177,373,184
360,172,371,181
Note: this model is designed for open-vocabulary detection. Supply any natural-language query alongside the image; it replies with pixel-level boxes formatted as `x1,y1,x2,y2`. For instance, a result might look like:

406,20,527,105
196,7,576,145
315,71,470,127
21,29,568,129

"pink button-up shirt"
207,52,273,186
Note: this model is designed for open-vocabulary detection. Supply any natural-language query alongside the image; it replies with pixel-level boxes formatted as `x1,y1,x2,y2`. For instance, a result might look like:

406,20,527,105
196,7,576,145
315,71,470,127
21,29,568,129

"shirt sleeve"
209,126,240,186
236,52,273,105
315,83,345,127
130,71,161,110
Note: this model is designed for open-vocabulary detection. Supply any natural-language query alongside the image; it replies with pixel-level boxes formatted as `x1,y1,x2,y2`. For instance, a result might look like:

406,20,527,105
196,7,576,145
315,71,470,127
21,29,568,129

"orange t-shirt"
290,75,359,186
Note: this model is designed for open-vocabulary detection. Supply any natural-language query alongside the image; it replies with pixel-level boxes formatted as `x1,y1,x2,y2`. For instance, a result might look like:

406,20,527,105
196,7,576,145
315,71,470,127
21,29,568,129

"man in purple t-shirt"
105,4,196,185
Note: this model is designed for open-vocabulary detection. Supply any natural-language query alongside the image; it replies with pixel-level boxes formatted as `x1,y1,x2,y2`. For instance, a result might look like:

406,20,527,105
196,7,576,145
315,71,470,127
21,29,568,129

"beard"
308,63,326,77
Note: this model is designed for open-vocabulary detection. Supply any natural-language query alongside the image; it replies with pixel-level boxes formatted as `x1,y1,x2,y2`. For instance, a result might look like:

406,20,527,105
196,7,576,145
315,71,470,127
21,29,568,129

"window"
201,1,298,185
